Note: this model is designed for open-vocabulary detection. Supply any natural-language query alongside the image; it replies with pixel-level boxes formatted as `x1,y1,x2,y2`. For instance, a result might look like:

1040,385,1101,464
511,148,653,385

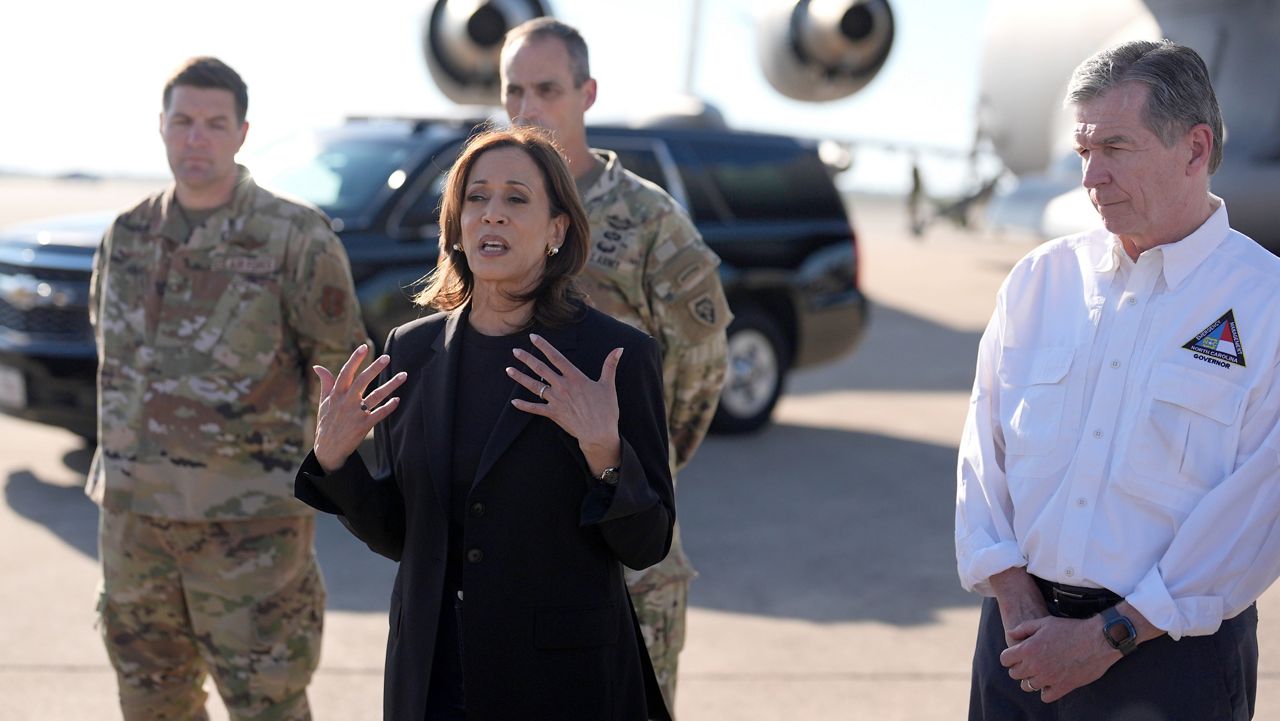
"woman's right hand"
313,344,408,473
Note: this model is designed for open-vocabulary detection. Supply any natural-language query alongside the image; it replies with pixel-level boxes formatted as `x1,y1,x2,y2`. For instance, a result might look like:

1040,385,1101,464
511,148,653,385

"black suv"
0,118,867,438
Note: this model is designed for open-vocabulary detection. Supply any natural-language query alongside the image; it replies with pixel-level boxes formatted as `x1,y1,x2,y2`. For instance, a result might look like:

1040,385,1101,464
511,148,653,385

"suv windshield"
249,130,417,225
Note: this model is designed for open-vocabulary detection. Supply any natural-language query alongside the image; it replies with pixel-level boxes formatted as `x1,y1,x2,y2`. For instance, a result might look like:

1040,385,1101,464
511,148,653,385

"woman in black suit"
294,127,674,721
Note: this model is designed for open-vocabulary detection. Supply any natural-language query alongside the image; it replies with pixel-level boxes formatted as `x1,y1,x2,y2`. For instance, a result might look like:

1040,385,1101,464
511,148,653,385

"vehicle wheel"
710,308,790,434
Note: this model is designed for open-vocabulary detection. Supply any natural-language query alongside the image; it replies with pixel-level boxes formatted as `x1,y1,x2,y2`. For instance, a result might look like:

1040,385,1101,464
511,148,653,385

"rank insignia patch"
1183,309,1246,367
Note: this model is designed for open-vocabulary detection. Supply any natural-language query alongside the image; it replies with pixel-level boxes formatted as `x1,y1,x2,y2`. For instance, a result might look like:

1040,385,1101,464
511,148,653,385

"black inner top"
427,320,532,714
446,321,528,589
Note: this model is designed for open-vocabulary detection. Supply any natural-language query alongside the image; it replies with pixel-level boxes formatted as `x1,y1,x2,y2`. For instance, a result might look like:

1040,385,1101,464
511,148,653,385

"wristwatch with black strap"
1100,606,1138,656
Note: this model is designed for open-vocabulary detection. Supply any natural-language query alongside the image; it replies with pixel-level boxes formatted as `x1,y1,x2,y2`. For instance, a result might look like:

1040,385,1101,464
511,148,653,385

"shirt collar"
574,153,607,198
1091,196,1229,289
1094,235,1126,275
1158,197,1228,291
580,149,620,205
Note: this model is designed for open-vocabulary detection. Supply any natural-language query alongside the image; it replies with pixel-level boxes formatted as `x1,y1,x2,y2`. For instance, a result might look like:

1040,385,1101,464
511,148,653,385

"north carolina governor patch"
1183,309,1246,367
688,294,717,326
319,286,348,321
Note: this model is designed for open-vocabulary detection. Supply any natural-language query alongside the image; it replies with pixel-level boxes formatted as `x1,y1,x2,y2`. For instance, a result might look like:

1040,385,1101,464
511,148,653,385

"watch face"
599,467,620,485
1102,610,1138,653
1105,622,1132,645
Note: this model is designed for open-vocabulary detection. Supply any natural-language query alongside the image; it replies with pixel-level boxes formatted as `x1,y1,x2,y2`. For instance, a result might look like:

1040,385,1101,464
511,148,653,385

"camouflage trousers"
628,577,689,715
97,509,324,721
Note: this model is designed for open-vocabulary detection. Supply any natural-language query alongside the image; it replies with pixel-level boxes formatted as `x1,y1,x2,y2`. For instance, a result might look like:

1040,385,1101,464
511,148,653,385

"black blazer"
296,305,675,721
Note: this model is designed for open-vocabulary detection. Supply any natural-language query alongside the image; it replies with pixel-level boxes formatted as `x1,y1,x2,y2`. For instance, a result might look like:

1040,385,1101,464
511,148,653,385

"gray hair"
502,17,591,88
1065,39,1223,174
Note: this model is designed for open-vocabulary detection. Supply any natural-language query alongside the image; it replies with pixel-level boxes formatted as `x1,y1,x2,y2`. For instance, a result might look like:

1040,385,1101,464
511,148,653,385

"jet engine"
422,0,550,105
756,0,895,102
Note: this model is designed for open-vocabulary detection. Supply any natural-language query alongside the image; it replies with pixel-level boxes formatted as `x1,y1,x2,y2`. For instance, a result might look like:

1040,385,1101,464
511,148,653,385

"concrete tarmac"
0,182,1276,720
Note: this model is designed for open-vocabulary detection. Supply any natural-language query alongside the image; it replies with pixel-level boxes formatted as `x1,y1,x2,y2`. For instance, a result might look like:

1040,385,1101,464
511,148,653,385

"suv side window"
392,143,462,238
608,148,666,192
683,138,844,222
590,135,692,212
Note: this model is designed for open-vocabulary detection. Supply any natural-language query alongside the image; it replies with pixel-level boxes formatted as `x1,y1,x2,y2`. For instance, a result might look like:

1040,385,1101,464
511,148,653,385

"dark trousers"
969,595,1258,721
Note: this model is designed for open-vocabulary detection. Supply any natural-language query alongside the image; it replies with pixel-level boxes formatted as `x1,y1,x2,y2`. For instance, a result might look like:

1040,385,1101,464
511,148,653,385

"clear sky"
0,0,988,189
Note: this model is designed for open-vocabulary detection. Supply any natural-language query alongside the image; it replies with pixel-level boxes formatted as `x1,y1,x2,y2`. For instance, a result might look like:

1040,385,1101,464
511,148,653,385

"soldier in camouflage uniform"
501,20,732,712
88,57,368,721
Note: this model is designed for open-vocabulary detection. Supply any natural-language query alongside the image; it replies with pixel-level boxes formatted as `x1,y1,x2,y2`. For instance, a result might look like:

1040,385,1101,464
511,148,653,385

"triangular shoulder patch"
1182,309,1246,367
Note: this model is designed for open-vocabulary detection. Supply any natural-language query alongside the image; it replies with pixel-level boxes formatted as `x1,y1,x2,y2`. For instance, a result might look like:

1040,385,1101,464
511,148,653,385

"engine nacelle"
423,0,550,105
756,0,895,102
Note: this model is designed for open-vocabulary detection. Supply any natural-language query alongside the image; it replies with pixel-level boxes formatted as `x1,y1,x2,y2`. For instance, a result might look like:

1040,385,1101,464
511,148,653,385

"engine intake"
757,0,895,102
423,0,550,105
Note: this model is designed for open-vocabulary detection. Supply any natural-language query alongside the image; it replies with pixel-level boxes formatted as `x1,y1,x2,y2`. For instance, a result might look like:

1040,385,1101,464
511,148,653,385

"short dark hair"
163,56,249,124
502,17,591,87
413,126,589,328
1066,40,1224,174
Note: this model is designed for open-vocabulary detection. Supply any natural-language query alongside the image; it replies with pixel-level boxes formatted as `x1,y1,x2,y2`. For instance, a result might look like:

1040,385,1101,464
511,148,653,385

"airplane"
418,0,1280,252
422,0,895,107
978,0,1280,252
420,0,963,227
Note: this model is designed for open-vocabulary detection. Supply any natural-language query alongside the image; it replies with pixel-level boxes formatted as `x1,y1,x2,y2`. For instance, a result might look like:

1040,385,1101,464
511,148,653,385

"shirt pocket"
207,272,283,373
997,346,1075,461
1120,362,1244,516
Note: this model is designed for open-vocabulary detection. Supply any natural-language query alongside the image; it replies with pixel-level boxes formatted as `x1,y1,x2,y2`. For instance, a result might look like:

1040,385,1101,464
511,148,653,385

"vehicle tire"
710,307,790,434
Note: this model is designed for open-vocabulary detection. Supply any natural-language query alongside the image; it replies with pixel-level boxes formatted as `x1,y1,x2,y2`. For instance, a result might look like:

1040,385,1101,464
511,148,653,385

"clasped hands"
990,568,1123,703
1000,613,1121,703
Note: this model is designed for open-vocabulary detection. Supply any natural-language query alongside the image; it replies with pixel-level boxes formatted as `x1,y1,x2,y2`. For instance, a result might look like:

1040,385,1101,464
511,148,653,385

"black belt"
1033,576,1122,619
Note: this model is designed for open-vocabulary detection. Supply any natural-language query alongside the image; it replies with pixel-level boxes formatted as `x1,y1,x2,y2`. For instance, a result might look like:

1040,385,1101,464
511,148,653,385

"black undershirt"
446,321,528,587
427,320,529,717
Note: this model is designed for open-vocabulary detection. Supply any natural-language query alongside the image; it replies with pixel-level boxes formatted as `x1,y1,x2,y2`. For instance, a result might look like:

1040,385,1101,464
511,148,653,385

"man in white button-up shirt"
957,39,1280,720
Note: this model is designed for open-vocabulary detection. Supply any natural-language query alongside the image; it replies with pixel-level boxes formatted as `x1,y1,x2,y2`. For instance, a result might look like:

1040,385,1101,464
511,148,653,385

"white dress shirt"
956,201,1280,639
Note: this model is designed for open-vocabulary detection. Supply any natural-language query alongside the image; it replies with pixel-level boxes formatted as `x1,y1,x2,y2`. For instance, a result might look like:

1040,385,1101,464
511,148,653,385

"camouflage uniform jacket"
580,150,731,586
87,167,369,520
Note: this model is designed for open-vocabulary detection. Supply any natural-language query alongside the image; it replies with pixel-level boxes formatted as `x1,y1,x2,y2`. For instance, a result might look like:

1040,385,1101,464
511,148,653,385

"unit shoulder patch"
688,294,718,327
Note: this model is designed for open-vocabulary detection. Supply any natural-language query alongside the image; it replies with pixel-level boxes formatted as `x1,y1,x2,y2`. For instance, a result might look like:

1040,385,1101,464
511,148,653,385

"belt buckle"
1052,586,1087,602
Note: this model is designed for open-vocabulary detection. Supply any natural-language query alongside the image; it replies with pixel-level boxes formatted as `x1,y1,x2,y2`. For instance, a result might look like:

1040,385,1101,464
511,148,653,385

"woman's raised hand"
507,334,622,475
312,344,408,473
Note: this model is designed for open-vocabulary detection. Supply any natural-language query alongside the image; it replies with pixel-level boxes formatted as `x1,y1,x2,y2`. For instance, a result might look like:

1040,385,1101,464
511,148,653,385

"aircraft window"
691,140,844,222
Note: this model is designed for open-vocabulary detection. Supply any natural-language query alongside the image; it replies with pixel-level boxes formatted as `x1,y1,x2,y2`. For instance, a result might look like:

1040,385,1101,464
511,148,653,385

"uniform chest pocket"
1121,363,1244,515
997,347,1074,458
104,243,159,321
207,273,283,370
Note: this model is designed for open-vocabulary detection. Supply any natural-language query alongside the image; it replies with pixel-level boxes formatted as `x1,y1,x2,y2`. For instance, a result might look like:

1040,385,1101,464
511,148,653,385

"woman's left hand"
508,334,622,473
